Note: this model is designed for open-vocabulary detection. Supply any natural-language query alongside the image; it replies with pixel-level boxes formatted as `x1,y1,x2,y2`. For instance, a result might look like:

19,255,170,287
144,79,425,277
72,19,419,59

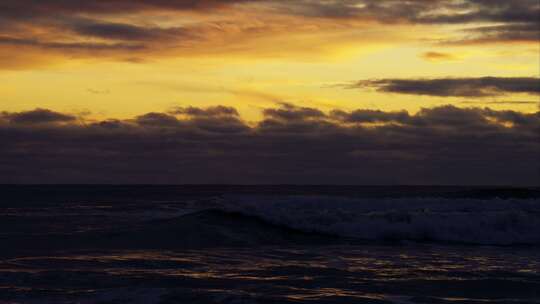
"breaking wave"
210,196,540,245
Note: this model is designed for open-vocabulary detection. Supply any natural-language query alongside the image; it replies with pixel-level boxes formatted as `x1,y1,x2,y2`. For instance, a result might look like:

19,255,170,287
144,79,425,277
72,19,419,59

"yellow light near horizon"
0,16,538,120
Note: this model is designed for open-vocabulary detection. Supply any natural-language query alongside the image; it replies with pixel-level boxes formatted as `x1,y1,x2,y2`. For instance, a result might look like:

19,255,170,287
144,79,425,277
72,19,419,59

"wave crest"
216,196,540,245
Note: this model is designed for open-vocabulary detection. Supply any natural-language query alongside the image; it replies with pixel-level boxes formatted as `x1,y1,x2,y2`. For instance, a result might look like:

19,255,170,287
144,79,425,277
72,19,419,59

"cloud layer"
349,77,540,97
1,104,538,185
0,0,537,68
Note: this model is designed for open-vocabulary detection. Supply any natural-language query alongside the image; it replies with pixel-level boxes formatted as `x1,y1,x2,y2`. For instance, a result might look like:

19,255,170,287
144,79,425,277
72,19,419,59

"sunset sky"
1,0,539,117
1,0,539,184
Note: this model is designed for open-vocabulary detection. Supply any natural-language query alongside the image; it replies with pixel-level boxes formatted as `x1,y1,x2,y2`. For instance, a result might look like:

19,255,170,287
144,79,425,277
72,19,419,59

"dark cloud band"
1,104,538,185
348,77,540,97
275,0,539,43
1,108,76,125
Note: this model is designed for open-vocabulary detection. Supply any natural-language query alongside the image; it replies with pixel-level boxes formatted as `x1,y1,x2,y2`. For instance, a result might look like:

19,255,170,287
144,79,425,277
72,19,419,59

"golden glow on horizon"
0,2,538,120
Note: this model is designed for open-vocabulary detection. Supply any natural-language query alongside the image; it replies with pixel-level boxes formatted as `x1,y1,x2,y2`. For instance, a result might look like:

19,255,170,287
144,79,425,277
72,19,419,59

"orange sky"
0,0,538,120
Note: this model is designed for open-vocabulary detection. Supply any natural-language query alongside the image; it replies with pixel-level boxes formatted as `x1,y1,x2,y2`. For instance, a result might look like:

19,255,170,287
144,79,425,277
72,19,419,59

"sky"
0,0,539,185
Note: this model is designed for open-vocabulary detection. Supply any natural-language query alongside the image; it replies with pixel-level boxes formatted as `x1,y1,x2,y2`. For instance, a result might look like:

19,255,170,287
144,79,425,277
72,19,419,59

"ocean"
1,185,539,303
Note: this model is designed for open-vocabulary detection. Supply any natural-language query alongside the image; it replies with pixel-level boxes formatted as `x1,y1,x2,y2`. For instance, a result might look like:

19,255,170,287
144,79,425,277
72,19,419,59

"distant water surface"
1,185,539,303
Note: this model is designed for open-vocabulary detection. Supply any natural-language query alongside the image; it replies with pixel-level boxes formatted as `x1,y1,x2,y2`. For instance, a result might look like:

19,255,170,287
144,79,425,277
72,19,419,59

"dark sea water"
1,185,540,303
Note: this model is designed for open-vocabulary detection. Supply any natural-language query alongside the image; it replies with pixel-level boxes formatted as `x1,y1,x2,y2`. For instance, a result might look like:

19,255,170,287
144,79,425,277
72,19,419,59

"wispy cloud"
346,77,540,97
421,52,457,61
0,0,537,68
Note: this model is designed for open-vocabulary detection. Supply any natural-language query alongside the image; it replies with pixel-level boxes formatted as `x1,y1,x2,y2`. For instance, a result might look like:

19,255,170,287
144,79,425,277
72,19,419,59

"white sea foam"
217,196,540,245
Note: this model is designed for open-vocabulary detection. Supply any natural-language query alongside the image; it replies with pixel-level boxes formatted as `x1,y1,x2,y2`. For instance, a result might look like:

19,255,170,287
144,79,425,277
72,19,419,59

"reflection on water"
1,186,539,303
1,245,539,303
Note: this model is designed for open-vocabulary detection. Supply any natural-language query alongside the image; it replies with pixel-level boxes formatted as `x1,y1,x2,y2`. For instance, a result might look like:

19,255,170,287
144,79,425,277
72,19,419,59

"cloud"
452,23,540,44
461,101,539,105
71,21,190,42
2,0,536,22
421,52,457,61
169,106,248,133
269,0,539,43
171,106,240,117
348,77,540,97
0,104,538,185
0,0,252,16
135,113,181,127
0,0,537,69
0,36,145,51
263,103,326,121
0,108,77,125
330,109,410,123
410,0,539,25
0,0,262,67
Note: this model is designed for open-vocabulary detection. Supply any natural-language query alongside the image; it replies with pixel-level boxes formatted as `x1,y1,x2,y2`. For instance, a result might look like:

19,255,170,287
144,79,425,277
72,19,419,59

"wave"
212,196,540,245
125,209,336,248
6,196,539,253
2,209,338,255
